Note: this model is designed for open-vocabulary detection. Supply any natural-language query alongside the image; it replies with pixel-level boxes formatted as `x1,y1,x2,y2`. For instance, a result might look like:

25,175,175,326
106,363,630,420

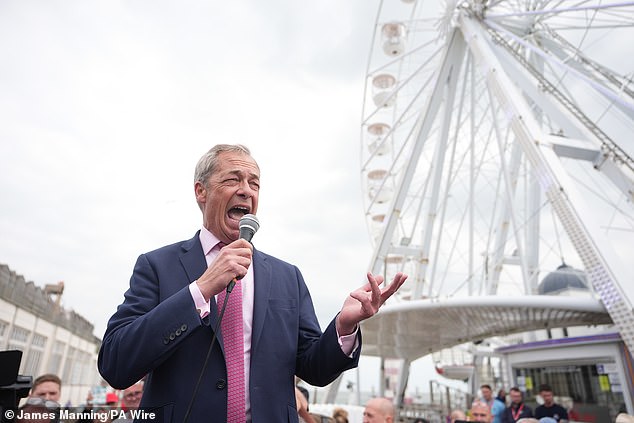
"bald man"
363,397,395,423
470,401,493,422
450,409,467,422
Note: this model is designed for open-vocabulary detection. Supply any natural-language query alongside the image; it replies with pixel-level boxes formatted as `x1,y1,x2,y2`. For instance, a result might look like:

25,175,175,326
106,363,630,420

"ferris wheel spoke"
485,1,634,20
361,1,634,348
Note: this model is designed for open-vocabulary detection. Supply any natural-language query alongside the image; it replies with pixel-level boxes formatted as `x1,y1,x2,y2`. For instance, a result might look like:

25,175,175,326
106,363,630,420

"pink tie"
217,275,245,422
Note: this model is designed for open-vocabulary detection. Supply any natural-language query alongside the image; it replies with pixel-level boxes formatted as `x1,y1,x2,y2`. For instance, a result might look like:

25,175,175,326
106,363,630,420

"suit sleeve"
293,266,361,386
98,253,203,389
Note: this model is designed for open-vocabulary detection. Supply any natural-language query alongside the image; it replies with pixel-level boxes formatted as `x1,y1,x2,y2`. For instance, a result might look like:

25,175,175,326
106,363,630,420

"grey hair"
194,144,252,186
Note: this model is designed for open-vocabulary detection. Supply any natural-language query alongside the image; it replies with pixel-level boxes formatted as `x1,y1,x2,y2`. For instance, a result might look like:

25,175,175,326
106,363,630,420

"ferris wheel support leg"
459,12,634,353
395,358,411,411
421,52,465,299
369,28,467,299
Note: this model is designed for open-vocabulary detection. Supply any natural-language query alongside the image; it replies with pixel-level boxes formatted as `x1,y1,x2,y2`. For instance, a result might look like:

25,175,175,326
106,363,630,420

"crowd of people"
14,373,144,423
349,384,570,423
443,383,633,423
444,383,569,423
16,376,634,423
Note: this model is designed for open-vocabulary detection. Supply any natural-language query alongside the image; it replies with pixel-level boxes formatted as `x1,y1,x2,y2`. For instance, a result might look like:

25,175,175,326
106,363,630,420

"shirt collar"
199,226,222,256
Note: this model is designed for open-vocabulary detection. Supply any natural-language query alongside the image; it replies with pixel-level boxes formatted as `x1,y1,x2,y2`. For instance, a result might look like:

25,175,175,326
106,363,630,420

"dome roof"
538,263,588,295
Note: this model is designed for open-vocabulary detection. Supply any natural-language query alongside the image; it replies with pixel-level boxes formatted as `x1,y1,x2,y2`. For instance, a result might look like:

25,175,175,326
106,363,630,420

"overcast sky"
0,0,444,395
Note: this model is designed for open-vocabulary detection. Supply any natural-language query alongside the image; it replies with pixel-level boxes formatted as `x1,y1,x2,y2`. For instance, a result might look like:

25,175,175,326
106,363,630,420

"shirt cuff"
337,325,359,357
189,281,210,318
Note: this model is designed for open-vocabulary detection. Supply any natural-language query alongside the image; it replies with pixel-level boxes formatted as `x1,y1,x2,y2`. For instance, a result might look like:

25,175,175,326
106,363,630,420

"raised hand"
336,271,407,335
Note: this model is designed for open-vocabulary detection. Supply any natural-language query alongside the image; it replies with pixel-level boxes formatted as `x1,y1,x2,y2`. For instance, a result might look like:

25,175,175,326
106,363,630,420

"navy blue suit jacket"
98,232,360,422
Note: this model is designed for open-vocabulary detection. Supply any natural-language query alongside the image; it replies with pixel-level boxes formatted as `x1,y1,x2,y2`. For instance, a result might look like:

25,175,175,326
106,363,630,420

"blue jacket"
98,233,360,422
491,398,505,423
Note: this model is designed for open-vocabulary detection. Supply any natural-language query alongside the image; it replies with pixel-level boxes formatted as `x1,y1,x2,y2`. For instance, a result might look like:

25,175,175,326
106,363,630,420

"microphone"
238,213,260,243
227,214,260,291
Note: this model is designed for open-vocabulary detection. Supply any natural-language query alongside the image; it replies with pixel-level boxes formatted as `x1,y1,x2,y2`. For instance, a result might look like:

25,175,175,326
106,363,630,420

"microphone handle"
226,278,237,293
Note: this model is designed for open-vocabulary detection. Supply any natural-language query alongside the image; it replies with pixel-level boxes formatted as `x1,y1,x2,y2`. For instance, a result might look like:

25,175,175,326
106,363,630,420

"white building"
0,263,101,406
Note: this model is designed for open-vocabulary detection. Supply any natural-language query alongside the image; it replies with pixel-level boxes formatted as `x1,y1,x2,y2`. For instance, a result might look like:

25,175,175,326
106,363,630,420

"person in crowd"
30,374,61,403
496,389,507,405
17,374,62,423
295,377,310,409
450,409,467,423
91,405,114,423
98,144,407,423
470,400,493,422
616,413,634,423
105,392,119,408
534,384,568,422
501,387,533,423
112,381,144,422
333,407,349,423
363,397,395,423
480,384,505,423
16,403,52,423
122,381,144,411
295,386,312,423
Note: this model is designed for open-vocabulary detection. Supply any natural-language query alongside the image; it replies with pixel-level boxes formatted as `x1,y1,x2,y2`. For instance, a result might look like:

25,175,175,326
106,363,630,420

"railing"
396,380,472,423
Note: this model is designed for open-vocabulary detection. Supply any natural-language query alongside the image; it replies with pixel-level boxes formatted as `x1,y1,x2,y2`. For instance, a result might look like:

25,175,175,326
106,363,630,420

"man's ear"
194,181,206,202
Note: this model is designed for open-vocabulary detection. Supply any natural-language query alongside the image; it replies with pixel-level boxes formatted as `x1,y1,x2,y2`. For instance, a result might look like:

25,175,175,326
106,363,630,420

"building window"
31,333,46,348
7,326,31,373
48,340,65,375
24,350,42,376
10,326,30,343
70,353,83,385
0,320,8,348
62,347,76,384
24,334,47,376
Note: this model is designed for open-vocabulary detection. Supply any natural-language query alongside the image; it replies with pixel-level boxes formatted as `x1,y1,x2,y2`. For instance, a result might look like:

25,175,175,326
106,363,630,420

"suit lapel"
179,232,222,334
250,249,271,355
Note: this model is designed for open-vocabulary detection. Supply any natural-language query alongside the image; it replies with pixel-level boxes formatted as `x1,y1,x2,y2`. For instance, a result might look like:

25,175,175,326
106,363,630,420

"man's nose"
237,180,255,197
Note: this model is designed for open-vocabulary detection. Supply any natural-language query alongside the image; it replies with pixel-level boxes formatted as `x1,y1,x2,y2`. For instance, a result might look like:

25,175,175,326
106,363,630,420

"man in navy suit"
98,144,407,423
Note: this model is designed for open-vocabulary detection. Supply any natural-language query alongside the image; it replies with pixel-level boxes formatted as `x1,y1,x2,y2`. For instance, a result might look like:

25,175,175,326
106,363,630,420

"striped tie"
217,275,245,422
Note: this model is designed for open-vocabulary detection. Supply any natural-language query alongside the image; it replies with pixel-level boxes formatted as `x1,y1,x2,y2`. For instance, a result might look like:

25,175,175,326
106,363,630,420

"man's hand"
336,272,407,335
196,239,253,301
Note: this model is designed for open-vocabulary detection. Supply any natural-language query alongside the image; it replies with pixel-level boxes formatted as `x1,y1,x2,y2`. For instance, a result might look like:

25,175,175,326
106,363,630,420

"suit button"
175,329,182,336
163,338,169,345
169,333,176,340
216,379,226,390
181,324,188,332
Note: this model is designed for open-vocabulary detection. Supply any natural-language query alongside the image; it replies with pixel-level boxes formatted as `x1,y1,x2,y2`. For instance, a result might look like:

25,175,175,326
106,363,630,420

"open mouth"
227,205,250,222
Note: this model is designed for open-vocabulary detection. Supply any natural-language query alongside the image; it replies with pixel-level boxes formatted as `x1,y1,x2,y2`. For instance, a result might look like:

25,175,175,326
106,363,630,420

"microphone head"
239,214,260,242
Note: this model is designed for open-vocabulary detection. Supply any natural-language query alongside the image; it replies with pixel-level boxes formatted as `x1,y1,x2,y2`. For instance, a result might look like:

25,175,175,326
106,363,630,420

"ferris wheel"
360,0,634,352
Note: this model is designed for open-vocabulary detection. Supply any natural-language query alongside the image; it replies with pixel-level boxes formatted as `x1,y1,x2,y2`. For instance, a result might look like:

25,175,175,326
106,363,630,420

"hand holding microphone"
196,214,260,300
226,214,259,292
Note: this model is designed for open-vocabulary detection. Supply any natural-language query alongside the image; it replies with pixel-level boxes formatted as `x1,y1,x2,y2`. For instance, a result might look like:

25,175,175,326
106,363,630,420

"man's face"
31,381,60,402
123,384,143,410
541,390,554,406
509,390,523,405
195,151,260,244
470,404,492,422
363,401,391,423
481,387,492,401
